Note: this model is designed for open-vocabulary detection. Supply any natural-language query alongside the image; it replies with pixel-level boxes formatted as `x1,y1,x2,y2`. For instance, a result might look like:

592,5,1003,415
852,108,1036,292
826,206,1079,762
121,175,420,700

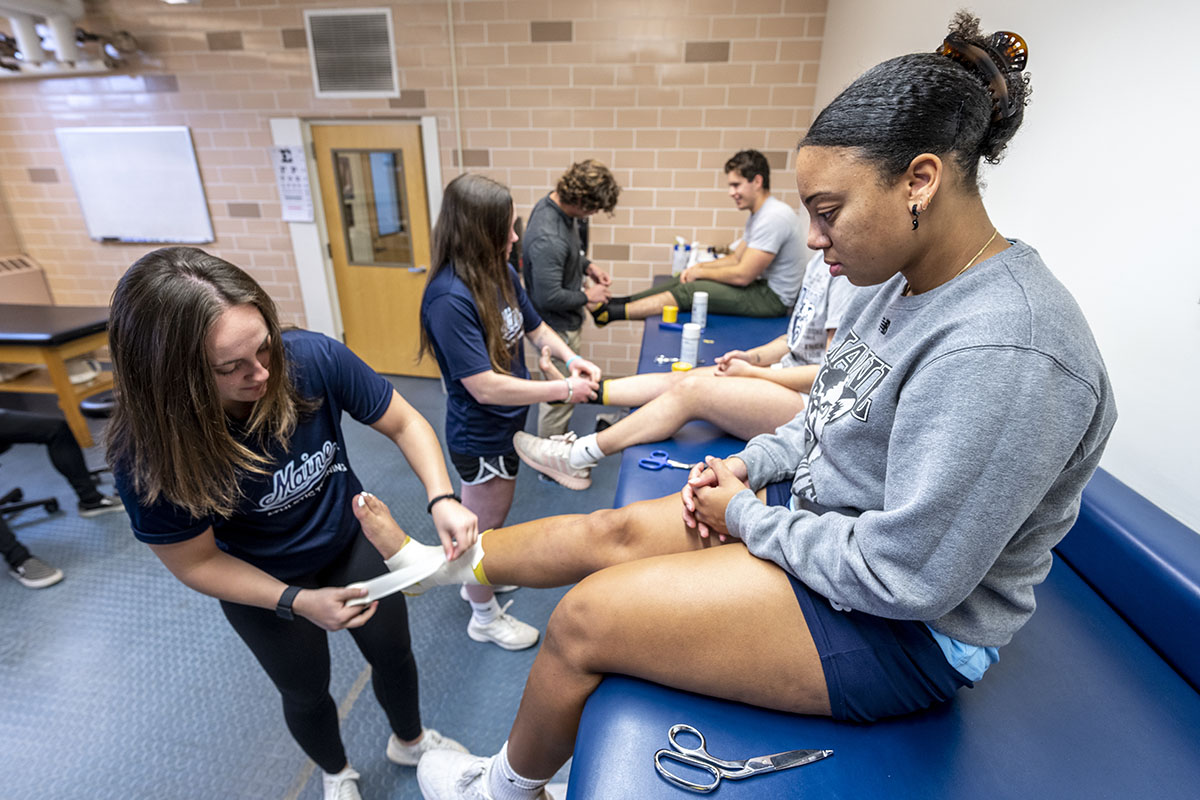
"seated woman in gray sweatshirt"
354,14,1117,800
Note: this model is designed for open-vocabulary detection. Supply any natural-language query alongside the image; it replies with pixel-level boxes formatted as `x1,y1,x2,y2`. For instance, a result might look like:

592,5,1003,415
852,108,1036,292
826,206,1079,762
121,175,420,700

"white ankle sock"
568,433,605,469
487,742,548,800
469,595,501,624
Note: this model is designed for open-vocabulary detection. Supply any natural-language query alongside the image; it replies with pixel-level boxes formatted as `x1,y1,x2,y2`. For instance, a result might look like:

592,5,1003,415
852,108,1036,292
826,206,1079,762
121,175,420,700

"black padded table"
0,304,112,448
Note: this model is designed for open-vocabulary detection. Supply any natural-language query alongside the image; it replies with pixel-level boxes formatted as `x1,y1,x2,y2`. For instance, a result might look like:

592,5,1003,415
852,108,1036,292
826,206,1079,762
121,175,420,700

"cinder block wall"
0,0,825,375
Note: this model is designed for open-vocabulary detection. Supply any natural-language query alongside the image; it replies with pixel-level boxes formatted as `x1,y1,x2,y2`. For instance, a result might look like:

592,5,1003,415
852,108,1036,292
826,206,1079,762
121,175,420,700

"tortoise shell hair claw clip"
938,30,1029,120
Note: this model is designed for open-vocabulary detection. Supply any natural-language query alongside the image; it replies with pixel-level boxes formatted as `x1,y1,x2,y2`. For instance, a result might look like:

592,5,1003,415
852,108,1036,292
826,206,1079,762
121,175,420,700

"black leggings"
1,516,30,568
220,531,421,774
0,409,102,503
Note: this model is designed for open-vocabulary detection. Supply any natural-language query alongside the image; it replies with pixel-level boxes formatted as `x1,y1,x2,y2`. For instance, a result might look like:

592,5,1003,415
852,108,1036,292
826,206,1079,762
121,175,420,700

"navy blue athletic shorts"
765,481,972,722
449,449,520,485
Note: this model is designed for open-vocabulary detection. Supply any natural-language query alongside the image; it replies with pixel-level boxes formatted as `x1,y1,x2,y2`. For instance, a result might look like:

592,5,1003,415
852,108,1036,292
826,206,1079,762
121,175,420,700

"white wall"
816,0,1200,531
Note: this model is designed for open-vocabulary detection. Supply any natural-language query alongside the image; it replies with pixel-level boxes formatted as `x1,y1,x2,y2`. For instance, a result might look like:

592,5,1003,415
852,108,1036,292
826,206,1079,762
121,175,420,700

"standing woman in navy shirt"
420,173,601,650
107,247,474,800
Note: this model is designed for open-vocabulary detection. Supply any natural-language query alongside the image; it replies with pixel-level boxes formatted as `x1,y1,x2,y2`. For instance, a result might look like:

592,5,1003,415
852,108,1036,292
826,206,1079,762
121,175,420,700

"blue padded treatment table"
1055,468,1200,691
576,303,1200,797
613,311,787,506
573,463,1200,798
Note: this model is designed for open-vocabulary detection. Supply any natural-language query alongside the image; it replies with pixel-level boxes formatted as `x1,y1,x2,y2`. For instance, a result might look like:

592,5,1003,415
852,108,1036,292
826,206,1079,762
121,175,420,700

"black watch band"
275,585,303,620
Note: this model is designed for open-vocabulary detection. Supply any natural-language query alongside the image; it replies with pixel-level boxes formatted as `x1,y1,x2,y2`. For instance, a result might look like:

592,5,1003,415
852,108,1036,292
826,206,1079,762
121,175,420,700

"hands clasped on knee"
682,456,750,542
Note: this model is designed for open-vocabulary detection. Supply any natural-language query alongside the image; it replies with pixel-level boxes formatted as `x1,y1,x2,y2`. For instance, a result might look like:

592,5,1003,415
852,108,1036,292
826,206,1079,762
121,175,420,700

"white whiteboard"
55,126,214,244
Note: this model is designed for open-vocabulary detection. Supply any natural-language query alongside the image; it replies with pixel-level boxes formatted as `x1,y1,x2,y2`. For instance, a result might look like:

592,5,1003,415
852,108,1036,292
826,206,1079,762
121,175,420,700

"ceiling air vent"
304,8,399,99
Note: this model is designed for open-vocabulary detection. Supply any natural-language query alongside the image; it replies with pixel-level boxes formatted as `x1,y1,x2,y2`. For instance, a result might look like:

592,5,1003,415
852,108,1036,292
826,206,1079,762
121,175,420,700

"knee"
276,675,332,710
674,371,709,398
579,506,642,567
542,579,607,672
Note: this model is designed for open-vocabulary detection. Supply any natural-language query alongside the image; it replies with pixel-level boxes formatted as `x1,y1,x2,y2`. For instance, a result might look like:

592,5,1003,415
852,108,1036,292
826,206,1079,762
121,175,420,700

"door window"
333,149,413,267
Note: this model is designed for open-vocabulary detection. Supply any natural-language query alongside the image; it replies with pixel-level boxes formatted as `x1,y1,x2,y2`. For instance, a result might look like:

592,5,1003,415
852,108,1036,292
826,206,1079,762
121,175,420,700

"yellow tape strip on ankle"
601,379,610,406
472,529,491,585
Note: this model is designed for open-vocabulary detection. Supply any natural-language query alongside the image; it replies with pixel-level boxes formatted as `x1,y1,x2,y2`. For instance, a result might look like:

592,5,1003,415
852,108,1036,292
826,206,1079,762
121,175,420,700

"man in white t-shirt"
592,149,805,325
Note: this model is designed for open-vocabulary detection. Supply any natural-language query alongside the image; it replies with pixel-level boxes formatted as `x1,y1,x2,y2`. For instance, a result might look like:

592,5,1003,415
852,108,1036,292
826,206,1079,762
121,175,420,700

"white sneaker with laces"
513,431,591,490
387,727,469,766
322,766,362,800
467,600,540,651
416,751,554,800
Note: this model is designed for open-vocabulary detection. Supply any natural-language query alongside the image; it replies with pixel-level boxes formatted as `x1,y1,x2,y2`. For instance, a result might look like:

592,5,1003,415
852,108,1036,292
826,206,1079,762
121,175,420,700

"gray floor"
0,376,619,799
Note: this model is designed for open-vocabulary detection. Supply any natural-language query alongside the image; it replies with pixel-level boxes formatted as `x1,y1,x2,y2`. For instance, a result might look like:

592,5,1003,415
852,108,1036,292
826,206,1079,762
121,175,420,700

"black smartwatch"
275,585,303,620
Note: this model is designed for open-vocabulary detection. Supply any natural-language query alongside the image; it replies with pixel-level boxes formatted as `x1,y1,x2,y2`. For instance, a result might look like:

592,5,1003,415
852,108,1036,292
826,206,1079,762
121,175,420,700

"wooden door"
312,123,439,377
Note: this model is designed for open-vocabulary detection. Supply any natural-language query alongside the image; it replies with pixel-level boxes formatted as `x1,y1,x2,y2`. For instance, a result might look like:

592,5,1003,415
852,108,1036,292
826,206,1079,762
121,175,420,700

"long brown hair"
106,247,318,518
420,173,519,373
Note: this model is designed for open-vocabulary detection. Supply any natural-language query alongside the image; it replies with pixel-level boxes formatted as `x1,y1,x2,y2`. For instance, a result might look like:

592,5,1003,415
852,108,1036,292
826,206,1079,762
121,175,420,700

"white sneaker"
387,727,469,766
322,766,362,800
513,431,591,490
459,585,517,602
467,601,540,651
8,556,64,589
416,751,554,800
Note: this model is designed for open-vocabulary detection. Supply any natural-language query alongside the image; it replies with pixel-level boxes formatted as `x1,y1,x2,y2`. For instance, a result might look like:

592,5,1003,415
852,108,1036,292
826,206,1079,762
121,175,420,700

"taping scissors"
654,724,833,794
638,450,697,471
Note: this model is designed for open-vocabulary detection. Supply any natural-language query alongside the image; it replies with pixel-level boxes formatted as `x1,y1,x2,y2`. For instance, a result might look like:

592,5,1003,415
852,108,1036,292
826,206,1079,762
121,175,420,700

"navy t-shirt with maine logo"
420,262,541,456
115,330,393,580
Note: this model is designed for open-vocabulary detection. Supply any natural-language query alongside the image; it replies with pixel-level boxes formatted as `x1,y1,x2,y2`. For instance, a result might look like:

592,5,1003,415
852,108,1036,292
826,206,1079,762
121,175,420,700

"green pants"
630,277,789,317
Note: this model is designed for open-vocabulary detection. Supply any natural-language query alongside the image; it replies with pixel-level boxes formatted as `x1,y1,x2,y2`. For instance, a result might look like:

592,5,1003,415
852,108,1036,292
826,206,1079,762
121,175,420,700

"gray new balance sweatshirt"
726,240,1116,647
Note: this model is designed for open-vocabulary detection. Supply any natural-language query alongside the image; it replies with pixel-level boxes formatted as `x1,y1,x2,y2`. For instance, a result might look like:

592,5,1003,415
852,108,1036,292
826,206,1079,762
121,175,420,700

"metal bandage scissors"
654,724,833,794
638,450,697,471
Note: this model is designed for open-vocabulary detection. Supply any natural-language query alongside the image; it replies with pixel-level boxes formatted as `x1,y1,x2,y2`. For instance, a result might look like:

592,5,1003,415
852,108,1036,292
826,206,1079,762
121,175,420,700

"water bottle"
679,322,701,367
691,291,708,330
671,244,687,274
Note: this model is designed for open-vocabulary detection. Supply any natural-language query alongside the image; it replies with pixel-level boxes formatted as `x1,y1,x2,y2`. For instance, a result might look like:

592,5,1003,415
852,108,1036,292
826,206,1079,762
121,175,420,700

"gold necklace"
904,228,1000,296
954,227,999,279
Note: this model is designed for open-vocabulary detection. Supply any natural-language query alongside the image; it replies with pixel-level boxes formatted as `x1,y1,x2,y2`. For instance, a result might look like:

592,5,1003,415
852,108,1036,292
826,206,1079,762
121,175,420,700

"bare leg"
475,492,719,588
352,491,717,590
600,366,716,407
506,544,830,778
625,290,675,320
596,373,805,455
460,477,515,603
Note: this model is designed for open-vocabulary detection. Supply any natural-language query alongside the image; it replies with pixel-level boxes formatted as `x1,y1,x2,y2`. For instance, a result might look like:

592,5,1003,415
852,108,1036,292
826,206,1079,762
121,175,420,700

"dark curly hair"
555,159,620,214
724,149,771,191
801,11,1032,188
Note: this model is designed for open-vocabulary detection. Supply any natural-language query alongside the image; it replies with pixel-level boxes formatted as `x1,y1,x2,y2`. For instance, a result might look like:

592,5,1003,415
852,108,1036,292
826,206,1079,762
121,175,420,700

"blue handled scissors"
638,450,697,471
654,724,833,794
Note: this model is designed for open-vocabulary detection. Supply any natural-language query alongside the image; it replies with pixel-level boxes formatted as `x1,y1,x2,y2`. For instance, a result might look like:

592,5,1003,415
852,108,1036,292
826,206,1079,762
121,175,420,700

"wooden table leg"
39,345,94,449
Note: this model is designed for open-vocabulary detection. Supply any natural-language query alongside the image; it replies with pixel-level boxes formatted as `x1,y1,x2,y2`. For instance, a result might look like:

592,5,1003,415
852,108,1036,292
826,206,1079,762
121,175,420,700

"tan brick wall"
0,0,826,376
0,191,20,254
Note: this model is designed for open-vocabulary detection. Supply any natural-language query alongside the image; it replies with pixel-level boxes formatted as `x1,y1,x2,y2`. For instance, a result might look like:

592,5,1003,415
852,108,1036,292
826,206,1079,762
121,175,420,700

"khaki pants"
536,326,582,437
